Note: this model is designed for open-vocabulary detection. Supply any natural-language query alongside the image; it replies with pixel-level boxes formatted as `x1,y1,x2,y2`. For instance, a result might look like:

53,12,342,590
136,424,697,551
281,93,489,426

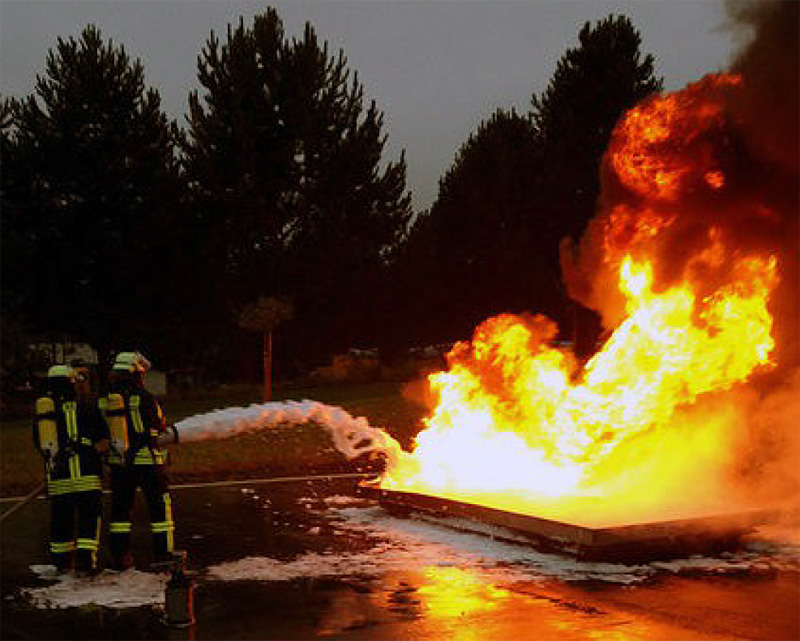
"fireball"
381,74,792,527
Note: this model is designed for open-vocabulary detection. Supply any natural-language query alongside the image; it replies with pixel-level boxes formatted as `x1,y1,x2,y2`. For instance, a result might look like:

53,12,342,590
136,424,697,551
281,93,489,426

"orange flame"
380,74,783,526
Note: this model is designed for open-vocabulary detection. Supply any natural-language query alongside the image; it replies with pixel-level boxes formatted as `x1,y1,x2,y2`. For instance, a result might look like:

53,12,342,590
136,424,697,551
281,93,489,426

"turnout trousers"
49,489,103,572
108,465,175,565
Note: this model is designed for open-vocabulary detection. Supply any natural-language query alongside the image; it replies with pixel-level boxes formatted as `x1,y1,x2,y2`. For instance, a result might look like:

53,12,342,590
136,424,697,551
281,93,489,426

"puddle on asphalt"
6,567,793,641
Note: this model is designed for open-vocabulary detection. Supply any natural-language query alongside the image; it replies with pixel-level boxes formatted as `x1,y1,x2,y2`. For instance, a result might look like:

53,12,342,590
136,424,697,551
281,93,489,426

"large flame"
380,74,787,526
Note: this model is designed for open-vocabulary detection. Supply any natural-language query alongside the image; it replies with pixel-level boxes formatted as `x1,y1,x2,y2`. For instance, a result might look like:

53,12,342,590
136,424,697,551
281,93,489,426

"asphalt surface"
1,475,798,640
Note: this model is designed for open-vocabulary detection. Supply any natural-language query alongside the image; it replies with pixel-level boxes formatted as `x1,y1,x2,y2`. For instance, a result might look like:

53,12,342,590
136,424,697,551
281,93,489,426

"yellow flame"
382,249,777,526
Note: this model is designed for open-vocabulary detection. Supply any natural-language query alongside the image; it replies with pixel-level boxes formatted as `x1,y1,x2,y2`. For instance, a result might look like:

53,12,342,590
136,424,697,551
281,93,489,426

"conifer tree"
397,109,541,345
532,14,662,244
185,11,289,310
394,15,662,352
280,23,411,357
3,26,185,359
184,10,411,367
531,15,662,352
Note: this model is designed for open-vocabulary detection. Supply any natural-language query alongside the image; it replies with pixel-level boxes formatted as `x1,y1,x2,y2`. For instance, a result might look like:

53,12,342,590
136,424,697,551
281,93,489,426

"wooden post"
263,330,272,402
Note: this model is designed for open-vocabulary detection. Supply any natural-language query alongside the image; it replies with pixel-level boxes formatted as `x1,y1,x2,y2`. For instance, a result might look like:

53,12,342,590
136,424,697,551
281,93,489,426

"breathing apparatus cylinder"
35,397,59,460
106,393,129,457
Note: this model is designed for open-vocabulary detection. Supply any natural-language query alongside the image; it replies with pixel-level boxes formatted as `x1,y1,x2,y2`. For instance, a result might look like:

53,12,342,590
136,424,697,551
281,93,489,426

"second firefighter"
100,351,178,570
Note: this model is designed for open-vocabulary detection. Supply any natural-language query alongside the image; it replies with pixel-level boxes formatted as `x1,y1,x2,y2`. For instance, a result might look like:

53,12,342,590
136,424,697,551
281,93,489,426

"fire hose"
0,481,46,524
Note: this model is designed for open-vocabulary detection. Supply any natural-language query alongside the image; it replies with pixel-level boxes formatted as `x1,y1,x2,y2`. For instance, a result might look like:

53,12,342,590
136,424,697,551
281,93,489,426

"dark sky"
0,0,742,211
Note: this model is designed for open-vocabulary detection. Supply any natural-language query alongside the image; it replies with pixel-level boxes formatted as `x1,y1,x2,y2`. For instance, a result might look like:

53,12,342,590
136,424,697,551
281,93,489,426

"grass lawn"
1,380,429,498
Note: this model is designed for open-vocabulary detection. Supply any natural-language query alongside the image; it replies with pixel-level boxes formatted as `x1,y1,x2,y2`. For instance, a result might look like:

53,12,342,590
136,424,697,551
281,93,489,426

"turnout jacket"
100,380,168,466
33,393,108,496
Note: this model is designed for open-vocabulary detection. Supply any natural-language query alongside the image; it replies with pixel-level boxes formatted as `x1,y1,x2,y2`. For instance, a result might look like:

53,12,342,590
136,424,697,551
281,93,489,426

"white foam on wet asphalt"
19,496,799,609
23,566,167,609
207,495,800,585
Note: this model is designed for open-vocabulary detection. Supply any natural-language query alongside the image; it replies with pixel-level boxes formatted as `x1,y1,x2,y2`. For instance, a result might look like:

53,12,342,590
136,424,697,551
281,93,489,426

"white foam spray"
174,400,402,463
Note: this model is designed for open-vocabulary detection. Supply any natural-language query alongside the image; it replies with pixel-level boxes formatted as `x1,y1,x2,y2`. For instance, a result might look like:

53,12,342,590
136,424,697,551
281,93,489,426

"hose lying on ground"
0,481,45,524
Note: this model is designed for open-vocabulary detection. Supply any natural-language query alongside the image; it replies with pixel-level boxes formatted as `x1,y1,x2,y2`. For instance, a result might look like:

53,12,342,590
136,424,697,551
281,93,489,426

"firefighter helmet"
112,351,152,373
47,364,76,382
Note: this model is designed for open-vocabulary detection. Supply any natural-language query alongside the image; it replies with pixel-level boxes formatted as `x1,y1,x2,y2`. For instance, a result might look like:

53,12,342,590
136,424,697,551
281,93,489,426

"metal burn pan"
357,483,779,563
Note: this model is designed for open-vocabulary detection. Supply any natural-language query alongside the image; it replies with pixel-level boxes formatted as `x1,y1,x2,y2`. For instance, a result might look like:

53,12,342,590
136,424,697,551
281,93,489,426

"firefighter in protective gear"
33,365,109,575
100,352,176,571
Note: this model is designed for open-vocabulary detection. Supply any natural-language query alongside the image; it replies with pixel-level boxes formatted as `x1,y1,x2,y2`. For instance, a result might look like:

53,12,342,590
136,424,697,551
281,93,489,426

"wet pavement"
2,475,798,640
